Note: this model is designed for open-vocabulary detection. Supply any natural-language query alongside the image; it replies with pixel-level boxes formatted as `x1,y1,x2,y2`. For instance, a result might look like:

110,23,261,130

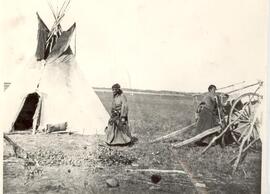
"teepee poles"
46,14,64,43
47,0,57,20
58,0,70,19
47,0,63,34
46,0,70,44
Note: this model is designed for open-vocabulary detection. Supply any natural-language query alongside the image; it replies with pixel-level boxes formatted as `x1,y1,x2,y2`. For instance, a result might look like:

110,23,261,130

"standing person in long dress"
195,85,219,145
105,83,132,145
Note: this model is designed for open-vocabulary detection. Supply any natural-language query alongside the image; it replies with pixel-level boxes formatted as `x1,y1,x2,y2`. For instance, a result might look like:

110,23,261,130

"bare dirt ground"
3,92,261,194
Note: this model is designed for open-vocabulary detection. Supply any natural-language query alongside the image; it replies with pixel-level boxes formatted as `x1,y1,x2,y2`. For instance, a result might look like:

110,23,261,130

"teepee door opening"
13,93,40,131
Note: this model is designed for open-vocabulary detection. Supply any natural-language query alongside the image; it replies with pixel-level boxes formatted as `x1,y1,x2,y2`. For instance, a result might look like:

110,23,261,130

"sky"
0,0,268,92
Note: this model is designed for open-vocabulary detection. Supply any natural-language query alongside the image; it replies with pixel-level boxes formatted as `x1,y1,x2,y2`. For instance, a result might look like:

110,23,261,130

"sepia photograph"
0,0,268,193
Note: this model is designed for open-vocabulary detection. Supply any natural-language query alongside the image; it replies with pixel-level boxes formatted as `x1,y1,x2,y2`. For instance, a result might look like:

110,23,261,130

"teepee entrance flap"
12,92,40,131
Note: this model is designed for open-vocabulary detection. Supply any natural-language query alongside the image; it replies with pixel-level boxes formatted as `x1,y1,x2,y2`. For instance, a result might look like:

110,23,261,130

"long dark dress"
196,92,219,144
105,93,132,145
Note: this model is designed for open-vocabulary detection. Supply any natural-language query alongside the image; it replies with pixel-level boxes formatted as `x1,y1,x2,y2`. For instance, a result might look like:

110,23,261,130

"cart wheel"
227,93,262,146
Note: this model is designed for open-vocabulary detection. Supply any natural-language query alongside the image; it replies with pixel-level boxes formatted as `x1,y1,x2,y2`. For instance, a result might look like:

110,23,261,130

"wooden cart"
176,81,263,172
152,81,264,172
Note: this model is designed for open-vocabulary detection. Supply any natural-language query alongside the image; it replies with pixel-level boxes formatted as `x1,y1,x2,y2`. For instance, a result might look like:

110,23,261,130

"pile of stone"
28,149,66,166
96,146,137,166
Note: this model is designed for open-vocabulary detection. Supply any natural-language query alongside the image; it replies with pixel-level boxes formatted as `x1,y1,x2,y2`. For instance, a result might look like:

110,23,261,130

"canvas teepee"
0,2,109,135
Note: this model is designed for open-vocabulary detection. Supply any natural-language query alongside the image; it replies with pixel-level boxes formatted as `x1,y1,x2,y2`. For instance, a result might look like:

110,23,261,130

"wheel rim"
228,93,261,146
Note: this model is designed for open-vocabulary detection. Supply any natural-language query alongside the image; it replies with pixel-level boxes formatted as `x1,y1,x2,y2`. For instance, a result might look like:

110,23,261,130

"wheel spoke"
252,127,257,138
231,131,240,144
232,123,250,141
238,119,250,123
239,128,249,142
233,110,249,121
253,124,260,139
228,92,262,147
243,107,250,118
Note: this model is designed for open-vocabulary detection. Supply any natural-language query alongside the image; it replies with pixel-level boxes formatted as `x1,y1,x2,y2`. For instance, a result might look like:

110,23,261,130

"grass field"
3,91,261,194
